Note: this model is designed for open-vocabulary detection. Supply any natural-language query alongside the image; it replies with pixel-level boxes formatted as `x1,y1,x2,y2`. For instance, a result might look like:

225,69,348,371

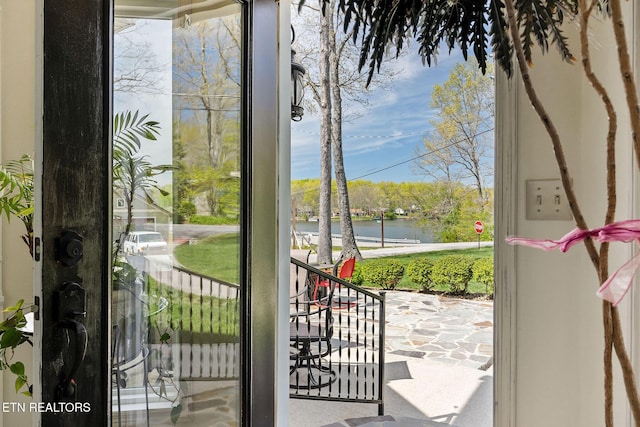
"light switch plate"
525,179,572,220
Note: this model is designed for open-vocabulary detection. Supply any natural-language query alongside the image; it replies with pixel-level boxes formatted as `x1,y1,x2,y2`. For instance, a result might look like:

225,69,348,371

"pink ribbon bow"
506,219,640,306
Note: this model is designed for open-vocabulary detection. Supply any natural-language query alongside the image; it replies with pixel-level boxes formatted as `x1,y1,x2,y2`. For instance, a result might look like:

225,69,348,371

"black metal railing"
289,257,386,415
139,255,385,414
144,260,241,382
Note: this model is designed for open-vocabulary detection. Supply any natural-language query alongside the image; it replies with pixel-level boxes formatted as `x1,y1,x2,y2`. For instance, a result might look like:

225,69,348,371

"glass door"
111,2,243,425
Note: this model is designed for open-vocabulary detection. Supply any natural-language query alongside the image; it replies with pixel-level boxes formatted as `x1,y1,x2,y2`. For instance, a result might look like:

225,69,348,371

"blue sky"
115,19,476,185
291,45,466,183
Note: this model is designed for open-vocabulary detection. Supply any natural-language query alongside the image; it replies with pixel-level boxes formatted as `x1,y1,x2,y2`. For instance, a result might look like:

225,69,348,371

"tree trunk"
328,0,361,260
207,107,215,167
317,6,333,264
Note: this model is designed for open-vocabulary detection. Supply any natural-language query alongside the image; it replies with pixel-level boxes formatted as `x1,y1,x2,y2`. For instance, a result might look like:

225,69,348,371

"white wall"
498,2,638,425
0,1,36,426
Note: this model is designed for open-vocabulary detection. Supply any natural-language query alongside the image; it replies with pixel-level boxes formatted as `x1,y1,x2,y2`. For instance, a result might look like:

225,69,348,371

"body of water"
293,219,433,243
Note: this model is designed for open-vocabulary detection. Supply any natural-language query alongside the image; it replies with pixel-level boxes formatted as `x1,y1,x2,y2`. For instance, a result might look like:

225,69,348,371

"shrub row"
361,259,404,290
357,255,494,294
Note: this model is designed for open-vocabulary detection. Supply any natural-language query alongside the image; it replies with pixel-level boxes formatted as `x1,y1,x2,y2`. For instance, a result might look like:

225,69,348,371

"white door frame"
493,65,519,427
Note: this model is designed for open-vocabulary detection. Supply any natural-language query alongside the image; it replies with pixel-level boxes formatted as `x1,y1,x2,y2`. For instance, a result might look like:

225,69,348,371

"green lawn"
174,233,240,284
175,232,493,296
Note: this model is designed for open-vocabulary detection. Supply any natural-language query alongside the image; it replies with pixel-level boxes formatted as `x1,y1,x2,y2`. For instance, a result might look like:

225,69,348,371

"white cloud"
290,41,477,182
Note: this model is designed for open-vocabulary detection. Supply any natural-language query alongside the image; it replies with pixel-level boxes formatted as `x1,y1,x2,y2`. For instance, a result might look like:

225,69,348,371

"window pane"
112,2,242,425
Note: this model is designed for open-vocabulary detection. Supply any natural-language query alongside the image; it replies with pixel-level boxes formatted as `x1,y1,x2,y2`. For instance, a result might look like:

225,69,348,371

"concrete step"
111,385,178,413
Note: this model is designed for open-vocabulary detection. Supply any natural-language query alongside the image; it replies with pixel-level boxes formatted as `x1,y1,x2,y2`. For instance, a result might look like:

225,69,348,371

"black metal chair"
289,270,337,389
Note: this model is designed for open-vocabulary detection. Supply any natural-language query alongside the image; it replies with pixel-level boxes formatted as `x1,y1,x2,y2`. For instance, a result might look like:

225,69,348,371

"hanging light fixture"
291,26,306,121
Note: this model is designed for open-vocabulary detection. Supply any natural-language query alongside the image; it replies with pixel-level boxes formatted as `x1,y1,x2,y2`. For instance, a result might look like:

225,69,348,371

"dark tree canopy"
301,0,599,83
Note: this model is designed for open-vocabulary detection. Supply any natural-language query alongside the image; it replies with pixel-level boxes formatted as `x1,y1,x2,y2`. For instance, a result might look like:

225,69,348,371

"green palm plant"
112,153,173,257
111,110,172,258
113,110,160,158
0,154,34,255
110,110,172,286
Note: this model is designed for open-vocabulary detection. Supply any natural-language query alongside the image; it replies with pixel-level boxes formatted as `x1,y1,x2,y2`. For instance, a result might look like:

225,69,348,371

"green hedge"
406,258,435,291
351,263,364,286
362,259,405,290
472,256,494,293
431,255,474,294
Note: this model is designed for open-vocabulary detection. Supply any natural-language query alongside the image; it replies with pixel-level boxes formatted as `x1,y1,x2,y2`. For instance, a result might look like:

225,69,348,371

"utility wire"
293,128,427,139
350,127,493,180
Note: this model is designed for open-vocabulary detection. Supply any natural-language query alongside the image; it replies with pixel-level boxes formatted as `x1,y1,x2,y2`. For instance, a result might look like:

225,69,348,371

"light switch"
525,179,572,220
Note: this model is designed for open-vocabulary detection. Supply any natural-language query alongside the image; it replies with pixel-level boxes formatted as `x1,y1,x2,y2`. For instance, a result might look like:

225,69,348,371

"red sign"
474,221,484,234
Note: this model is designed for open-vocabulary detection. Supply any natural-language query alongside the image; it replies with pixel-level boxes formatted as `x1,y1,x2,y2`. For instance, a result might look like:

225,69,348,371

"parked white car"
123,231,168,255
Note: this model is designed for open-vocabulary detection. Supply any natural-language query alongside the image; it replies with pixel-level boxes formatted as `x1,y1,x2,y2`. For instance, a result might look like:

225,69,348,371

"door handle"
56,319,88,399
54,281,87,400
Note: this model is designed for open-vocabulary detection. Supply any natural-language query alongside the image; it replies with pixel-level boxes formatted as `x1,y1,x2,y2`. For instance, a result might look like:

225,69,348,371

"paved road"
154,223,239,242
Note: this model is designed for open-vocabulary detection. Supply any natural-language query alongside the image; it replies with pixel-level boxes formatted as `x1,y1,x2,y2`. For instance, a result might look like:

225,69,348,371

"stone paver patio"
384,291,493,370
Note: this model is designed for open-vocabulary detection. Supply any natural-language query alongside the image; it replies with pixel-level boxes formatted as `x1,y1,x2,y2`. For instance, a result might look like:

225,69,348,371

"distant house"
394,207,406,216
113,192,173,237
295,205,314,218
